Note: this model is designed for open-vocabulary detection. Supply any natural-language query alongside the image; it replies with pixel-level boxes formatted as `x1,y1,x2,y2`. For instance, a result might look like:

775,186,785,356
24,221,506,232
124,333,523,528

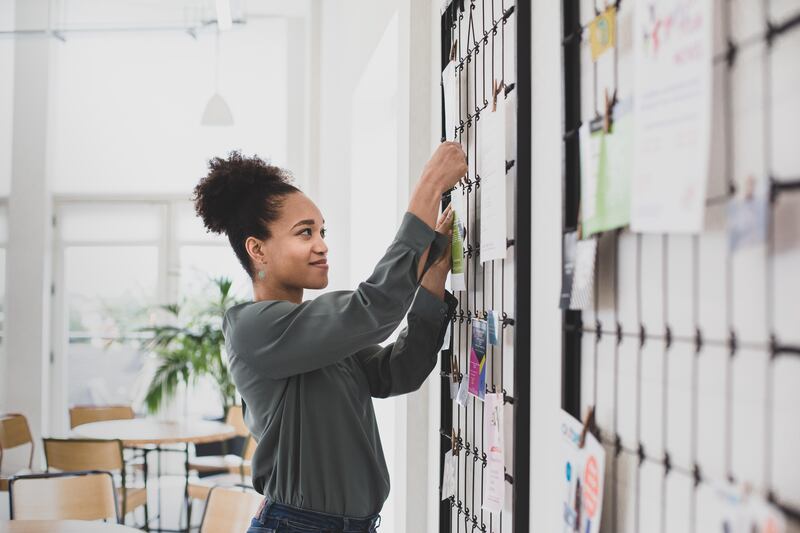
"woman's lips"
311,262,328,270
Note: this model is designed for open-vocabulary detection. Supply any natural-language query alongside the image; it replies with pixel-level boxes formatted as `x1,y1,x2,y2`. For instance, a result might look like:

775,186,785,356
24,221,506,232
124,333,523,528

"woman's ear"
245,236,267,265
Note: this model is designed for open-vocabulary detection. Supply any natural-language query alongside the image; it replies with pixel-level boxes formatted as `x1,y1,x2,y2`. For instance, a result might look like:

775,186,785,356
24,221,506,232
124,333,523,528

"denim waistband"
257,497,381,531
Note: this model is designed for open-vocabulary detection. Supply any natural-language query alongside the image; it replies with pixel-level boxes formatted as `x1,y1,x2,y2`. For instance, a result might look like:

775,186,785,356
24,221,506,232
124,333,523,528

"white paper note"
482,392,505,514
484,392,504,452
455,378,469,407
442,61,459,141
479,97,508,263
440,320,452,353
631,0,713,233
441,451,457,501
482,451,505,514
569,238,597,310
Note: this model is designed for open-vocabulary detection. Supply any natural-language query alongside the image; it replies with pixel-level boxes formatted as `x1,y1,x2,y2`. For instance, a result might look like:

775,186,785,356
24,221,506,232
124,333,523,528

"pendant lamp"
201,27,233,126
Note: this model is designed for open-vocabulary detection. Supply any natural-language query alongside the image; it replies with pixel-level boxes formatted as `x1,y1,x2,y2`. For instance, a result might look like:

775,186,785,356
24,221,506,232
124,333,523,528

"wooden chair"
68,404,150,468
188,405,249,475
227,434,256,479
188,435,256,502
199,485,263,533
68,405,135,429
187,435,256,527
43,438,148,526
0,413,35,492
9,470,118,521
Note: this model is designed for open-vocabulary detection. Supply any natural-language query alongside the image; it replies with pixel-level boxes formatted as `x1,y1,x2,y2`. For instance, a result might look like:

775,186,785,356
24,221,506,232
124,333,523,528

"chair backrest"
9,470,118,521
199,485,263,533
43,438,125,473
225,405,249,437
242,435,256,461
69,405,135,429
0,413,34,471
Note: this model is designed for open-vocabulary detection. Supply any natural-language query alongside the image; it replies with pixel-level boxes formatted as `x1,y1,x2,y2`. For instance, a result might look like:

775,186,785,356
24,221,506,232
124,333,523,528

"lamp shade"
201,92,234,126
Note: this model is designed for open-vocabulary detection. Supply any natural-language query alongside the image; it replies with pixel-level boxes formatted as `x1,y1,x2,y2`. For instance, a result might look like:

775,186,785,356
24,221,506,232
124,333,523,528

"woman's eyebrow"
291,218,326,229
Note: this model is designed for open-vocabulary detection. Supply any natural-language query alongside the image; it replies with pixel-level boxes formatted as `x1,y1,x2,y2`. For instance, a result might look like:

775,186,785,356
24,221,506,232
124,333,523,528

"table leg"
184,443,191,533
157,445,162,532
143,448,151,532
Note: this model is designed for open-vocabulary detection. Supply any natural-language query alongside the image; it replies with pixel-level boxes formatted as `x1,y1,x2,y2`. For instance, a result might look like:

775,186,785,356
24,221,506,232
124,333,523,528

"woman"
192,142,466,533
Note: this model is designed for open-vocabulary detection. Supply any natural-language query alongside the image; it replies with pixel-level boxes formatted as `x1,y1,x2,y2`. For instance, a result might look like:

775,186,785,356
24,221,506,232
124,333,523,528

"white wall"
316,2,422,532
1,0,299,440
47,18,288,195
528,2,565,531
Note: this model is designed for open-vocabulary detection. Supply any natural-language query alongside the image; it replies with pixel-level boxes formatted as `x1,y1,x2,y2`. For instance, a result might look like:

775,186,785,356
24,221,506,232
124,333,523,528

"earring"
257,270,266,280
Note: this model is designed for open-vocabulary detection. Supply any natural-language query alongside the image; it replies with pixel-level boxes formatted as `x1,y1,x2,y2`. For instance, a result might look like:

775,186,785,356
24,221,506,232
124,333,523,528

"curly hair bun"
192,150,297,236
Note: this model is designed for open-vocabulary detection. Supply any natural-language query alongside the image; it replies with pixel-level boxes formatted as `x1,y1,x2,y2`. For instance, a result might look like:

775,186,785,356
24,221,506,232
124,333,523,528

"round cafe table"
0,521,141,533
72,418,237,533
72,418,236,447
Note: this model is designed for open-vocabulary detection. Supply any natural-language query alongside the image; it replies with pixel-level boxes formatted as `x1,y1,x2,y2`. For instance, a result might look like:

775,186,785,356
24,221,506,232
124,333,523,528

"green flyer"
581,109,633,236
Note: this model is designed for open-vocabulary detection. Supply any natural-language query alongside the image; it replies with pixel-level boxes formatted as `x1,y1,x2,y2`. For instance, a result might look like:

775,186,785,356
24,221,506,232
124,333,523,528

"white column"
397,0,434,532
304,0,322,201
530,1,565,531
5,0,54,460
287,16,307,187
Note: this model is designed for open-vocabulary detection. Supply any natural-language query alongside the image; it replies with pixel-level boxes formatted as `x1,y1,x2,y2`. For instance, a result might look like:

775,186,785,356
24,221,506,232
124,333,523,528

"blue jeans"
247,497,382,533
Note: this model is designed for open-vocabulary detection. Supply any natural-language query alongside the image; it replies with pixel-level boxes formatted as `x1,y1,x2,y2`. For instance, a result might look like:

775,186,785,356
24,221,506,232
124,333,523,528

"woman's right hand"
421,142,468,191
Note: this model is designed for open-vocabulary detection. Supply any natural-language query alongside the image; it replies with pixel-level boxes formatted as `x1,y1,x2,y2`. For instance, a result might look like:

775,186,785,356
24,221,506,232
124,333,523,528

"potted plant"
137,276,245,458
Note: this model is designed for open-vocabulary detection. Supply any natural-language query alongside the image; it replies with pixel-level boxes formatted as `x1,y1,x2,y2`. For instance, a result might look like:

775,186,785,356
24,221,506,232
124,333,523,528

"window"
55,200,250,418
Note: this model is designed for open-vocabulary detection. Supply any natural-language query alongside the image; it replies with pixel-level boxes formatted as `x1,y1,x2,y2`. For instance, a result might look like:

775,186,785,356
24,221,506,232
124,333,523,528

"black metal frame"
560,0,800,528
438,0,530,531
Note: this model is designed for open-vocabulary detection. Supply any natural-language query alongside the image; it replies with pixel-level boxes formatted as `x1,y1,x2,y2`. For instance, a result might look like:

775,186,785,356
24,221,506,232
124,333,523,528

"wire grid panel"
438,1,528,532
562,0,800,532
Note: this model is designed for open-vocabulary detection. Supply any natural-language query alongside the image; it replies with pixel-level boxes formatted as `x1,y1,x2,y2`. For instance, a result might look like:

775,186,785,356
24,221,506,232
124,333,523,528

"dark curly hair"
193,150,300,279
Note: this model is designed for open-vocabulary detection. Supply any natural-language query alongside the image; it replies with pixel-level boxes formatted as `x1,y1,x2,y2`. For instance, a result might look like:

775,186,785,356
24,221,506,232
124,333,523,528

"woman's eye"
300,227,326,238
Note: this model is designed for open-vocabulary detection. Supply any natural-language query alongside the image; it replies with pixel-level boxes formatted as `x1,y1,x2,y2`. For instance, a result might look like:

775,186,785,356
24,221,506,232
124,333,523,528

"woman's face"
262,192,329,290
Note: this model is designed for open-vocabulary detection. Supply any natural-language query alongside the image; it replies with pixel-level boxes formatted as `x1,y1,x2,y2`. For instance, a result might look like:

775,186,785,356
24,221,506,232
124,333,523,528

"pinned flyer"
467,319,488,401
631,0,712,233
559,409,605,533
487,310,500,346
483,392,505,514
707,482,786,532
728,175,768,252
580,104,634,237
588,5,616,61
450,192,467,292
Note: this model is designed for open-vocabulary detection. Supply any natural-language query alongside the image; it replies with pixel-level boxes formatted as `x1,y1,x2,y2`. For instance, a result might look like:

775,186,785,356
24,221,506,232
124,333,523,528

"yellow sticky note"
589,6,616,61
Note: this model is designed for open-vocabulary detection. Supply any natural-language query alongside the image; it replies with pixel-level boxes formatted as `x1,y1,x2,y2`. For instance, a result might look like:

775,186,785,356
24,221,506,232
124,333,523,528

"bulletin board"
562,0,800,531
438,1,530,532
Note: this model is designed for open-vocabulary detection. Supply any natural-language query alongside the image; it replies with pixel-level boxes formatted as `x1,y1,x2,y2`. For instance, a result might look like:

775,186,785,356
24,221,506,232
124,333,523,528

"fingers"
436,204,454,229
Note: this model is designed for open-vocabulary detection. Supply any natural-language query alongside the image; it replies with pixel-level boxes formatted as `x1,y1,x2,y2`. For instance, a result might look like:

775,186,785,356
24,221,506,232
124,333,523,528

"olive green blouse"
223,211,458,518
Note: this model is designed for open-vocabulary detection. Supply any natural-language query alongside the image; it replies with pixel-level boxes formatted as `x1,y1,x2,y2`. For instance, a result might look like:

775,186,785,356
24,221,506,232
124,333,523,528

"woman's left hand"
420,205,453,299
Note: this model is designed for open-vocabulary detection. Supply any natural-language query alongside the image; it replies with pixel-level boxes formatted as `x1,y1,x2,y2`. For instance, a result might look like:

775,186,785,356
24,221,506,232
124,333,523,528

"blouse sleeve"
223,211,451,379
353,287,459,398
